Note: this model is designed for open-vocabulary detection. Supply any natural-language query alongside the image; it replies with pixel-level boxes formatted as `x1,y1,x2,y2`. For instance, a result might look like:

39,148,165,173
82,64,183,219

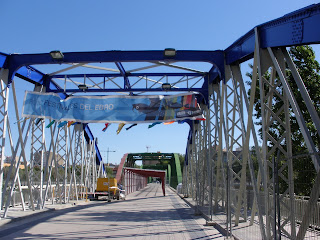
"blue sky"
1,0,319,164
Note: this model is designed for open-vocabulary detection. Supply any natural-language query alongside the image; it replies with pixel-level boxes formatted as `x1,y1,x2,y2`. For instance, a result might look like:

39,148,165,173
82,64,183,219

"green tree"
247,45,320,195
105,167,114,177
177,153,185,172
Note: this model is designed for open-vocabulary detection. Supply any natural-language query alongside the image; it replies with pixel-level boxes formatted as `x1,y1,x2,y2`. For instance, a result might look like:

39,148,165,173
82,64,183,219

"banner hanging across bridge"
22,91,203,123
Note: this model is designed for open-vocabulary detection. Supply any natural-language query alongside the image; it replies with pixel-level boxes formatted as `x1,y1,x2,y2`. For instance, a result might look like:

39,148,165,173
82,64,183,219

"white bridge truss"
0,30,319,240
182,40,320,239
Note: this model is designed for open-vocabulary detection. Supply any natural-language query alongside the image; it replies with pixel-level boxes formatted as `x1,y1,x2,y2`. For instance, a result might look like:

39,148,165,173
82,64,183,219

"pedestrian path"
0,183,225,239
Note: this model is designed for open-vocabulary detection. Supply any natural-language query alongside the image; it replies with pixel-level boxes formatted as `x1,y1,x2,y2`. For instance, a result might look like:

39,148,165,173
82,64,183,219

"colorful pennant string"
46,120,55,128
116,123,125,134
148,122,161,129
58,121,68,128
67,121,75,127
102,123,110,132
195,117,206,121
35,118,43,125
126,124,137,131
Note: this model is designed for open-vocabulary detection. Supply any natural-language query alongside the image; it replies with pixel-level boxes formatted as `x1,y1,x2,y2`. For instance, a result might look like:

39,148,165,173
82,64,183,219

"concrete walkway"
0,183,225,239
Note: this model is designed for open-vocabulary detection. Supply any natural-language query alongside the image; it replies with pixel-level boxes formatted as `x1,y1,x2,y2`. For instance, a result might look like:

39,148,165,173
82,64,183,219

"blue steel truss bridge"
0,3,320,240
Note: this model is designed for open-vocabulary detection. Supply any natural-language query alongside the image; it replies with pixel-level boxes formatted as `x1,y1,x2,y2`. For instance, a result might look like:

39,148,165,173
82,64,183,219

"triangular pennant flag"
164,121,174,125
148,122,161,129
195,117,206,121
67,121,75,127
116,123,125,134
46,120,55,128
58,121,68,128
102,123,111,132
35,118,43,125
126,123,137,131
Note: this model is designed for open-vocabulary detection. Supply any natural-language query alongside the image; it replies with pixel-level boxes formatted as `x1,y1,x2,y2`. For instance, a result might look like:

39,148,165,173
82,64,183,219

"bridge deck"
0,183,224,239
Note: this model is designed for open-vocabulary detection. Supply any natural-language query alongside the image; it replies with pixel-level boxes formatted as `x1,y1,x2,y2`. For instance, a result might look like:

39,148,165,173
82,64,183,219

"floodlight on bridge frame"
78,84,88,91
164,48,176,58
49,50,64,60
161,83,171,91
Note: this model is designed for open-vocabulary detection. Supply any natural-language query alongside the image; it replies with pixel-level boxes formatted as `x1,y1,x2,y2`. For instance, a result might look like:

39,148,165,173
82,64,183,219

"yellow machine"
96,178,118,195
88,178,123,201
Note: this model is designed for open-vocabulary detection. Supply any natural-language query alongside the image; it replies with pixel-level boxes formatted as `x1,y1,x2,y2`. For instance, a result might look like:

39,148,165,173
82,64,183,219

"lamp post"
106,147,116,166
146,146,151,153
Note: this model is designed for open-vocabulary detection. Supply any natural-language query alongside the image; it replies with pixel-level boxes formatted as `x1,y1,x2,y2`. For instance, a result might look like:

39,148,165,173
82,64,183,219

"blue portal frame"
0,3,319,87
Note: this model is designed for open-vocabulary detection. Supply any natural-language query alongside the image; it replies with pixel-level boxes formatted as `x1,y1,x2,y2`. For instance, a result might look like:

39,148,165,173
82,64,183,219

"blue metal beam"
84,124,103,166
225,3,320,65
52,72,204,78
0,52,8,68
6,50,223,66
47,87,204,93
16,66,45,85
115,62,132,93
5,50,224,83
225,29,255,65
259,4,320,48
208,65,222,84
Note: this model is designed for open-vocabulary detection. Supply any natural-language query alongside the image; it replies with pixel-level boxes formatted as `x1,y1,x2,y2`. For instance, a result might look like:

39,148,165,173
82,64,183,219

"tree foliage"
177,153,185,172
247,46,320,195
105,167,114,177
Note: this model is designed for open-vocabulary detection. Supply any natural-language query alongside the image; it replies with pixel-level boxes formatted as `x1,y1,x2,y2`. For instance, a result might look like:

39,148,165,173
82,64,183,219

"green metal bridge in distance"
126,152,183,189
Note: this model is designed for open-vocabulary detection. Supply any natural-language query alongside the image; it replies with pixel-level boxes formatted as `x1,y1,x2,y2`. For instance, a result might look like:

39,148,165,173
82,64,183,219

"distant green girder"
126,152,182,189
